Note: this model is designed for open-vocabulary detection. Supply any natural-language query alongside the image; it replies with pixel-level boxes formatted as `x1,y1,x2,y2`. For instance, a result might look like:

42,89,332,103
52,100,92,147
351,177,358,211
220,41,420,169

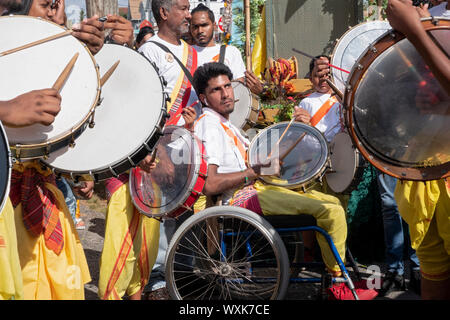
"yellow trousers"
0,198,23,300
395,179,450,281
98,183,160,300
14,184,91,300
254,181,347,273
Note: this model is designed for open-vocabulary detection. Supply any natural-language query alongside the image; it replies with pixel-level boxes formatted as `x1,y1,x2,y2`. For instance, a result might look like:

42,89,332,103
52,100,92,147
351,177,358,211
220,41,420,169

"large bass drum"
42,44,167,181
0,122,12,214
0,15,100,160
331,20,391,95
344,17,450,181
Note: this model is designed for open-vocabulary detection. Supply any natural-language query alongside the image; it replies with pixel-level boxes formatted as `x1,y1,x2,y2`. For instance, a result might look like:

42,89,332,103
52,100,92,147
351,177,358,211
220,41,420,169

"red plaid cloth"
10,166,64,255
230,184,263,215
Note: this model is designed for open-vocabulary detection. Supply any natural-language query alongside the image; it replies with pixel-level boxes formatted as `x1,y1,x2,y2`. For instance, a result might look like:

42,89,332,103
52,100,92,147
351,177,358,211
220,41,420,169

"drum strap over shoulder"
149,40,198,125
220,122,247,162
310,96,338,127
219,45,226,64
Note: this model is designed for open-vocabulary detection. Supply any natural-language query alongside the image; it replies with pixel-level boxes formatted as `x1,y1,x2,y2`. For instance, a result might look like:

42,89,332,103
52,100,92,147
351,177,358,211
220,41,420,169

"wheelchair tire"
165,206,290,300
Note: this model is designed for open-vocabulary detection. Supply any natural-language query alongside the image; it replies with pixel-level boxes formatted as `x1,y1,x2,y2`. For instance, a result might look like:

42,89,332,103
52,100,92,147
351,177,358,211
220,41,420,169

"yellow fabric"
251,4,267,78
252,180,347,272
193,195,207,213
98,183,160,300
0,198,23,300
14,184,91,300
395,179,450,280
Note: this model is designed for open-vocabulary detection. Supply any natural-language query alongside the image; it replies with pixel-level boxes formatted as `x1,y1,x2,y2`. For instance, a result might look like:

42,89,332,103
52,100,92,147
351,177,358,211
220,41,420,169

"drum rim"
248,121,330,189
344,17,450,181
325,131,365,193
231,81,259,129
0,122,12,215
1,15,101,157
129,126,205,217
41,43,167,180
330,20,392,90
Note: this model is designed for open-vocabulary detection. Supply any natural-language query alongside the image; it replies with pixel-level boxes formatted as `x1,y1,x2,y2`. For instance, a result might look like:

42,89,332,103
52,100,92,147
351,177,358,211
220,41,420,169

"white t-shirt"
193,44,246,79
194,107,249,203
138,34,200,125
429,2,450,17
298,92,343,142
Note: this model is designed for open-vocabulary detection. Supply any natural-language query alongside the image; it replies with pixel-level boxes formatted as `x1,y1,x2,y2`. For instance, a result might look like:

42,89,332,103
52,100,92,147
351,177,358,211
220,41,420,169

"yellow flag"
251,5,266,79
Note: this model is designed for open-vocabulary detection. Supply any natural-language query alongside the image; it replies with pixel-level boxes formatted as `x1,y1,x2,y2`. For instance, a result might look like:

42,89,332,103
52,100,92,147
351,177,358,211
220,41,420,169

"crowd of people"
0,0,448,301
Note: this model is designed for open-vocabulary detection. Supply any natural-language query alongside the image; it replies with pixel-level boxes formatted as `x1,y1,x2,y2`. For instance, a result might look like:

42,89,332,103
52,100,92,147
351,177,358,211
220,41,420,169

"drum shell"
0,122,12,215
344,18,450,181
230,81,261,131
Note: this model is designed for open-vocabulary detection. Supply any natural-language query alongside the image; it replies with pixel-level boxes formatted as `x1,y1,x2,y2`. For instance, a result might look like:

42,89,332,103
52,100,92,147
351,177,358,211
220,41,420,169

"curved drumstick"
0,30,73,57
100,60,120,87
52,52,79,92
279,132,307,161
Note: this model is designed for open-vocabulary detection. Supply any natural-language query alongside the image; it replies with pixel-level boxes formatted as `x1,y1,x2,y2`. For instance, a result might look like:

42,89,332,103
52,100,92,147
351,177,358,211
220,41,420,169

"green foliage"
79,8,86,22
365,0,388,21
231,0,265,58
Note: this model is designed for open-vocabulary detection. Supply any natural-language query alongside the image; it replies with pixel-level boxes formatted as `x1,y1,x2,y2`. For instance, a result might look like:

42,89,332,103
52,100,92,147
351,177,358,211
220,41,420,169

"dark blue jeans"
377,172,419,275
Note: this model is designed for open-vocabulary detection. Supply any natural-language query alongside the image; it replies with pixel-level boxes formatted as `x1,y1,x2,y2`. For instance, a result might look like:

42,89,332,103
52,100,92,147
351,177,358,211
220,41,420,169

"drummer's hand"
248,158,280,178
74,181,94,199
72,15,105,55
51,0,66,25
244,71,264,95
417,2,431,18
314,57,330,82
386,0,423,38
104,14,134,47
0,89,61,127
139,154,157,173
293,107,311,125
182,106,197,129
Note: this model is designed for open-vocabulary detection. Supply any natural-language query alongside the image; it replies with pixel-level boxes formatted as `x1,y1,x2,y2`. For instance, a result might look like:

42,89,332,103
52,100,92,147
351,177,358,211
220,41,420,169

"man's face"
201,75,235,117
310,58,331,94
165,0,191,35
28,0,54,20
190,11,214,47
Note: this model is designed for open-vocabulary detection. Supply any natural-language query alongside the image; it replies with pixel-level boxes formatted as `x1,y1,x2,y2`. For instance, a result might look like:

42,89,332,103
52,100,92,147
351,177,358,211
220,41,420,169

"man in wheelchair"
191,62,378,300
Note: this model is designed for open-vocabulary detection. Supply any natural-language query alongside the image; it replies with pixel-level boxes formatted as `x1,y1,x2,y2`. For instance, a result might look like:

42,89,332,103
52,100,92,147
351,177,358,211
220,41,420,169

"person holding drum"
385,0,450,300
191,62,378,300
189,4,263,96
0,0,108,300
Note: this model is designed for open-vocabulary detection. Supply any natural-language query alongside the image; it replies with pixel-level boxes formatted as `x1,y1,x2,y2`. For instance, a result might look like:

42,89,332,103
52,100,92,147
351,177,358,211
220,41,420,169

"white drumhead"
44,44,164,174
331,20,391,94
0,16,99,144
326,132,358,193
230,81,251,129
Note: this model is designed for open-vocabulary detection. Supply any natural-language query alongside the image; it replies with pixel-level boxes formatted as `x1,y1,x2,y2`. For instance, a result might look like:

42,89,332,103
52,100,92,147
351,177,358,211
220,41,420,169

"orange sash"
310,96,338,127
220,123,247,162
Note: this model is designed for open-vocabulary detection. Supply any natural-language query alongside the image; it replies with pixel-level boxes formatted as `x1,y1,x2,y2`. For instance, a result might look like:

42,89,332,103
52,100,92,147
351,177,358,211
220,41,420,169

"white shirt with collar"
194,107,249,203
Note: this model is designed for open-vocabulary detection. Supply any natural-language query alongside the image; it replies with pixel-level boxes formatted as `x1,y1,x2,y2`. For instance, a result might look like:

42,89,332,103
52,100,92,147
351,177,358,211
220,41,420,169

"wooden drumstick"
0,30,73,57
279,132,307,161
266,118,295,159
52,53,79,92
100,60,120,87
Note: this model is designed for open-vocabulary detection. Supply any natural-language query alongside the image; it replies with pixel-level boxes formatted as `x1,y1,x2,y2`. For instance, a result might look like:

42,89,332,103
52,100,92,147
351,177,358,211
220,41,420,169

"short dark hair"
309,55,330,76
152,0,175,24
193,62,234,95
3,0,32,15
191,3,215,23
136,26,154,44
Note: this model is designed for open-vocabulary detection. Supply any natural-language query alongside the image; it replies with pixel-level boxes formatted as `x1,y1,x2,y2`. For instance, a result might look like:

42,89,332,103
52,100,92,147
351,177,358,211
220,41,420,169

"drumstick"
52,53,79,92
266,118,295,159
100,60,120,87
0,30,73,57
279,132,307,161
292,48,350,74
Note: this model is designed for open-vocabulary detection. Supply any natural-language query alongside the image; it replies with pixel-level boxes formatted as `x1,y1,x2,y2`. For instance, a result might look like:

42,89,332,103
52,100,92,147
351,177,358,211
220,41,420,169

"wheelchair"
165,205,362,300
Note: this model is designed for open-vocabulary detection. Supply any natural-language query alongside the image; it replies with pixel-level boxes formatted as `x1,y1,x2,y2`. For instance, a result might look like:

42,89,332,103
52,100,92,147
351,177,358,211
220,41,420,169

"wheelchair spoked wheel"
165,206,290,300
